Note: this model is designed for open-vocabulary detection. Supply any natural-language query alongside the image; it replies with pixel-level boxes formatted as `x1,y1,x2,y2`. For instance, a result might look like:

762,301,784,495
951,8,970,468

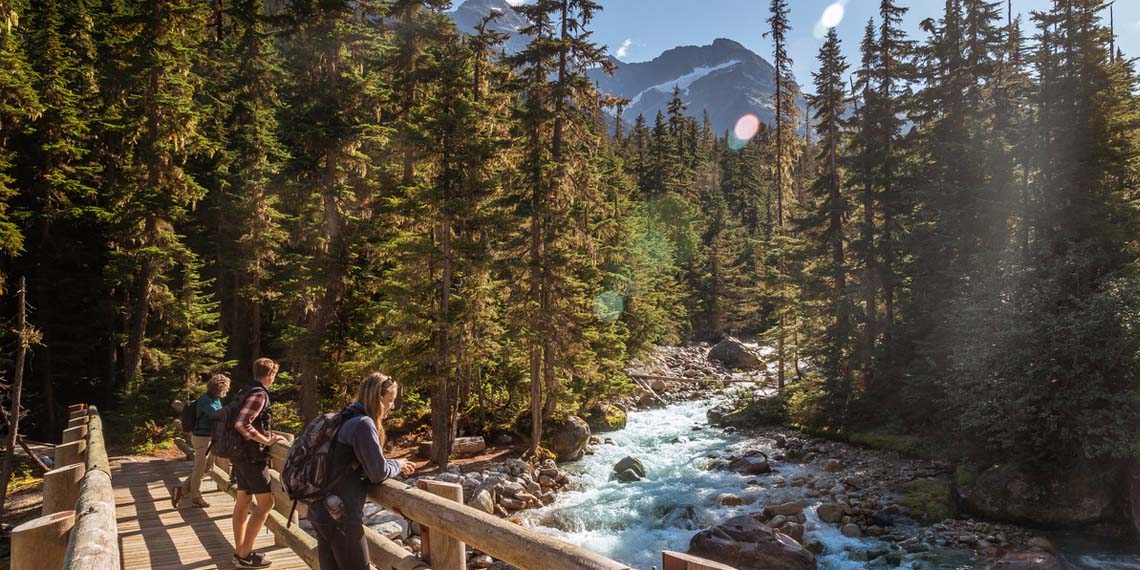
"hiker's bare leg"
238,491,274,557
233,490,252,550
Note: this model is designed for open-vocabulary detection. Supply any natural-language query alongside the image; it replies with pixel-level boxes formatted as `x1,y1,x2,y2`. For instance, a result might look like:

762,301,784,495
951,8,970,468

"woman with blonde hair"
171,373,230,508
307,373,415,570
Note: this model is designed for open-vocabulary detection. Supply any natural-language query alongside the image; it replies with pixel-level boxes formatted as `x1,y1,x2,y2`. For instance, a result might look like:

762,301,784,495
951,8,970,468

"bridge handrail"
62,405,120,570
172,419,730,570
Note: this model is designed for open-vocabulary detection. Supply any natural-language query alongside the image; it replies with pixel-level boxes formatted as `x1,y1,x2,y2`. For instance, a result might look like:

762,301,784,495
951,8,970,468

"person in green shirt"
171,374,230,508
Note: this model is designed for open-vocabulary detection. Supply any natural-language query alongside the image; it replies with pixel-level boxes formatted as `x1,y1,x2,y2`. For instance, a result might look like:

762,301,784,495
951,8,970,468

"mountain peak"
587,38,801,134
452,0,531,54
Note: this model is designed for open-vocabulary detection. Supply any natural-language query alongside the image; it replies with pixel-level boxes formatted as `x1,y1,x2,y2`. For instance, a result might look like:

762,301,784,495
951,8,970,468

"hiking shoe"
233,552,271,569
169,486,183,509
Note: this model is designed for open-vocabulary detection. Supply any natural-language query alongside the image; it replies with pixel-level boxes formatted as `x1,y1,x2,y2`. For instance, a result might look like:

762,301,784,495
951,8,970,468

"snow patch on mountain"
626,60,742,109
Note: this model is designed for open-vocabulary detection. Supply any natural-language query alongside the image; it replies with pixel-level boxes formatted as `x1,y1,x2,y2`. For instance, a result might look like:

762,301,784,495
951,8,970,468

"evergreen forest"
0,0,1137,482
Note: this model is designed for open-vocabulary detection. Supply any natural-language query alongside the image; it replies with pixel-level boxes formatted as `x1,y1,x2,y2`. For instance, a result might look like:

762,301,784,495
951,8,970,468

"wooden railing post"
54,439,86,468
62,425,87,445
11,510,76,570
42,463,86,516
662,551,737,570
416,480,466,570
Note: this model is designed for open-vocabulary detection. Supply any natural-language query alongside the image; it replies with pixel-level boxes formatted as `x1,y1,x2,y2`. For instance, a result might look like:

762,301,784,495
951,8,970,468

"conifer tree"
0,0,40,265
848,19,880,391
800,28,852,400
218,0,287,383
764,0,800,392
509,0,612,450
111,0,214,391
279,0,392,419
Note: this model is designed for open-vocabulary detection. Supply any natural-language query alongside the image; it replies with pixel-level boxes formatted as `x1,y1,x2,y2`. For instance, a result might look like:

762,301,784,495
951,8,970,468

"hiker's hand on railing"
397,459,416,476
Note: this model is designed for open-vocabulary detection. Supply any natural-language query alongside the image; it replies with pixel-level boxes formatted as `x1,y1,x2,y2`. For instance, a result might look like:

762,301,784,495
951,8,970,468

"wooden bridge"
9,404,736,570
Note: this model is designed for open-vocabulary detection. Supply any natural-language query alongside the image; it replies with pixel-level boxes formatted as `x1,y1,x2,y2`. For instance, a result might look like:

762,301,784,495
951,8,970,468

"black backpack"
179,397,198,434
280,406,360,526
209,385,267,460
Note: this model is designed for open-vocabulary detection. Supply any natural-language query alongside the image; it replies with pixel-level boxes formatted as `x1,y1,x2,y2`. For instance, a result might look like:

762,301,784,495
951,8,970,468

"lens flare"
594,291,623,323
734,114,760,142
821,2,845,29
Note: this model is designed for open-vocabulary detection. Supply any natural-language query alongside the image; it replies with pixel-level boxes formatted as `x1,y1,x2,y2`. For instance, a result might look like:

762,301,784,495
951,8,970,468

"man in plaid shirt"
230,358,283,569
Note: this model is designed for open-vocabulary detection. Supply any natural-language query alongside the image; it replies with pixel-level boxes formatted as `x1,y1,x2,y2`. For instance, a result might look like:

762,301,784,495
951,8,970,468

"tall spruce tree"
0,0,40,267
110,0,215,393
279,0,392,419
798,28,852,416
508,0,612,451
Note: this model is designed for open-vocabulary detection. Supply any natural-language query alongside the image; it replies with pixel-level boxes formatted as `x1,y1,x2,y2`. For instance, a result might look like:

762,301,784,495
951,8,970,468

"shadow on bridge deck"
113,458,309,570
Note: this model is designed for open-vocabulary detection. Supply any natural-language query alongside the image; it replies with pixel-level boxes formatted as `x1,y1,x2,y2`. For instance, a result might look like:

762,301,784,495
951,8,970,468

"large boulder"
708,338,763,371
689,514,815,570
614,456,646,479
544,416,591,462
585,403,627,433
960,462,1121,527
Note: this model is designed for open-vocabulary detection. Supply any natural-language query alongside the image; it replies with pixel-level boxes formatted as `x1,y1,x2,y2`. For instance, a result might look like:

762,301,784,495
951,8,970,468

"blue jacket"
192,393,222,437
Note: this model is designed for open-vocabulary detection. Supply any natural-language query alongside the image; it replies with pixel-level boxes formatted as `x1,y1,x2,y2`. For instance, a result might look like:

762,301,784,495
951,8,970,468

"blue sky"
505,0,1140,86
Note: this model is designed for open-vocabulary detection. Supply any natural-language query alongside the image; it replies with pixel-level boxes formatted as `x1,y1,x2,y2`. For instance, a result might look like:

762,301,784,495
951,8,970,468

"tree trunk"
123,217,159,388
431,212,455,468
862,179,877,390
1,278,31,511
299,149,347,421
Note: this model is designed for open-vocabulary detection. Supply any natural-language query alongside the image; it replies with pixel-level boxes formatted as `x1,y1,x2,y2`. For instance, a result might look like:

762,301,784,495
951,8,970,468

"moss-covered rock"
723,397,786,428
585,403,627,433
896,477,956,523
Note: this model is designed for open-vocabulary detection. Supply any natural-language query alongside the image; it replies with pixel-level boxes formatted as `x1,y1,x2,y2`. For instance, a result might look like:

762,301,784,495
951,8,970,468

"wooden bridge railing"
211,435,735,570
10,404,119,570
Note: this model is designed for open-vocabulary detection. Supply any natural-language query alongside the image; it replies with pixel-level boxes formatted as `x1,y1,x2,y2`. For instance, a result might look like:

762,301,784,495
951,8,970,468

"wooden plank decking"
113,458,309,570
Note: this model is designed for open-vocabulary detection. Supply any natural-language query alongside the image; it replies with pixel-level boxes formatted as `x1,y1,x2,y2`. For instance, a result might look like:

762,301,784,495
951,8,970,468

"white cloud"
616,39,633,59
505,0,527,5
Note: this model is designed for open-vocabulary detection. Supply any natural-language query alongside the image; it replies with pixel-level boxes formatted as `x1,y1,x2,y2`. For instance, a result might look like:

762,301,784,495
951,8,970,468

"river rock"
613,456,646,479
720,494,744,506
689,514,815,570
499,496,526,511
467,490,496,514
821,459,842,472
816,503,846,524
764,501,805,517
992,548,1063,570
707,406,729,427
585,403,627,433
707,337,764,370
960,462,1120,526
471,554,493,569
544,416,591,462
615,469,641,483
362,504,409,540
782,522,805,543
840,523,862,538
729,456,771,475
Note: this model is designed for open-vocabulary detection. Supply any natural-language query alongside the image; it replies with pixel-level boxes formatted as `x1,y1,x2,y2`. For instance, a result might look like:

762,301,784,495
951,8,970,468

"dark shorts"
231,458,271,495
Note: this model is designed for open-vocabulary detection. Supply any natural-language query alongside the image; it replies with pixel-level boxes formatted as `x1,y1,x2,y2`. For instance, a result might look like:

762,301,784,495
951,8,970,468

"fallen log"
418,436,486,459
